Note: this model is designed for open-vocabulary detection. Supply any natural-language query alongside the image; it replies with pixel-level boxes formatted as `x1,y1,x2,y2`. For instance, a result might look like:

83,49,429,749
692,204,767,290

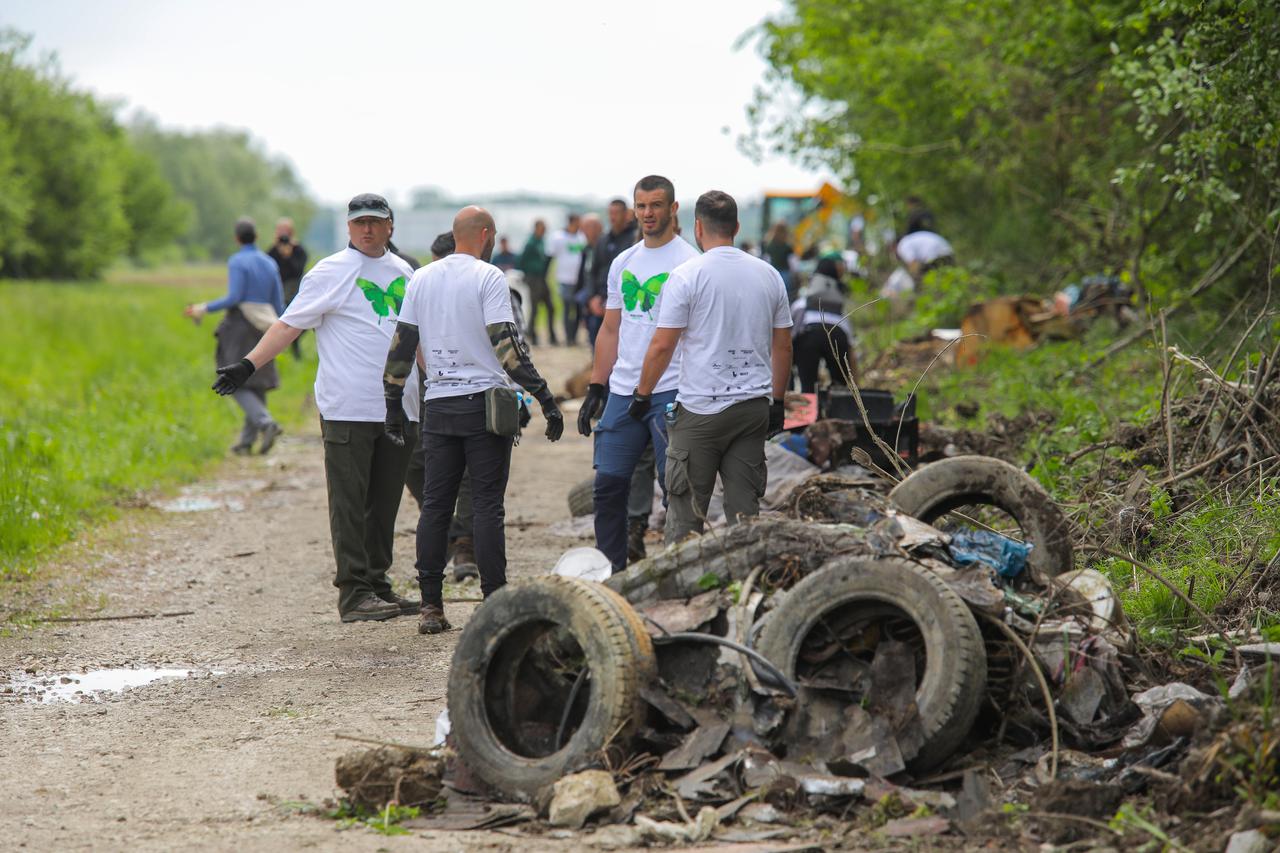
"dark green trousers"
321,418,411,614
664,398,770,542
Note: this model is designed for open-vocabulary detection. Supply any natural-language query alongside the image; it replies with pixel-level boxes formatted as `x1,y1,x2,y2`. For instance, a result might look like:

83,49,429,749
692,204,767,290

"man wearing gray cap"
211,193,421,623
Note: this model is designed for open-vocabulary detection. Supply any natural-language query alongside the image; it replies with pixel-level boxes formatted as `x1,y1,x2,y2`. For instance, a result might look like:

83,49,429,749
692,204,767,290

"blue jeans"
592,389,677,571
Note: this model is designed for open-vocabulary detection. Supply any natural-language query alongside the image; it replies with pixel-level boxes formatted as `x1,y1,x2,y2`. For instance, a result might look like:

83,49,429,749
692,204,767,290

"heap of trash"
330,451,1277,846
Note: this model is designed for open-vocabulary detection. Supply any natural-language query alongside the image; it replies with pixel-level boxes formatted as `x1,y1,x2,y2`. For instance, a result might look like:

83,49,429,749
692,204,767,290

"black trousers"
794,326,853,393
405,421,473,541
415,394,513,607
525,275,557,345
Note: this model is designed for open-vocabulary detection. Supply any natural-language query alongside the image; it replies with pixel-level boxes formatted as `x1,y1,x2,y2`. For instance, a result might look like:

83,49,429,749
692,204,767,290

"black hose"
554,668,589,750
652,632,798,698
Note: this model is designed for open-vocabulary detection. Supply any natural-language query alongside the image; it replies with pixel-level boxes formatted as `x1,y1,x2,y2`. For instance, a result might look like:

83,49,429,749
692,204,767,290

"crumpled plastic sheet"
1121,682,1222,748
947,529,1033,578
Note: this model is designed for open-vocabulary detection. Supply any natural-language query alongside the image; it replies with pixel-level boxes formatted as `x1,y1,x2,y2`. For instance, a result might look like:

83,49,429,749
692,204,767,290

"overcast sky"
4,0,824,206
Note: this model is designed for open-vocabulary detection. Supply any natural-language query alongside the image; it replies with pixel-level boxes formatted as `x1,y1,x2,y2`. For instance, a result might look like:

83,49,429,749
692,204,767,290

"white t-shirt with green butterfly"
281,246,414,422
605,236,700,396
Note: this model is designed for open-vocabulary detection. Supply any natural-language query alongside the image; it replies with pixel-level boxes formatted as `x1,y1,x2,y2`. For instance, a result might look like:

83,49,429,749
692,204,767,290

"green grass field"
0,267,319,583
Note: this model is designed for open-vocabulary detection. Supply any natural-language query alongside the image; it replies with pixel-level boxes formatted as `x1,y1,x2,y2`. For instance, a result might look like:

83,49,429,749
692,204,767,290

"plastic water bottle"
665,402,677,424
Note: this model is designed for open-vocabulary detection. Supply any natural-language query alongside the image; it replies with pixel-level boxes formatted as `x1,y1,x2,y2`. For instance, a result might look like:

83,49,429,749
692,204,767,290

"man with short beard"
577,176,698,572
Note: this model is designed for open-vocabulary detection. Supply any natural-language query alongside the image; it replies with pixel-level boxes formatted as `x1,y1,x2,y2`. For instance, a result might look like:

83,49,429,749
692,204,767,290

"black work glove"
384,399,407,447
628,391,652,421
768,399,786,438
212,358,255,396
519,399,532,429
543,401,564,442
577,382,607,436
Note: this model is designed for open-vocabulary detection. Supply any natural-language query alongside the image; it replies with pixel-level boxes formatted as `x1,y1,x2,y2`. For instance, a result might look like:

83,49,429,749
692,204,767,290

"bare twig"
1152,444,1241,489
1159,312,1175,481
1023,811,1124,835
1063,440,1122,464
35,610,195,623
978,612,1059,781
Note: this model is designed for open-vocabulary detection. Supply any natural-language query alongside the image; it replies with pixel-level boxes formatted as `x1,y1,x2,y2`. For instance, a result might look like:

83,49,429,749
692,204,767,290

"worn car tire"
888,454,1073,584
757,556,987,771
567,476,595,518
448,575,652,800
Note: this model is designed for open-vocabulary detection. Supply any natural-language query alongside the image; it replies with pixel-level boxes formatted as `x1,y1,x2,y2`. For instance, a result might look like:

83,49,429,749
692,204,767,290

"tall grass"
0,270,318,582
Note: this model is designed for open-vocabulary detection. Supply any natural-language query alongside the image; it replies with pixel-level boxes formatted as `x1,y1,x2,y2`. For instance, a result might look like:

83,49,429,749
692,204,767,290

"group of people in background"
501,201,639,349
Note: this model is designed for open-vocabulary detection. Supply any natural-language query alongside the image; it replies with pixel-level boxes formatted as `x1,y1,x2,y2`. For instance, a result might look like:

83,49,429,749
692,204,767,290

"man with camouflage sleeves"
383,206,564,635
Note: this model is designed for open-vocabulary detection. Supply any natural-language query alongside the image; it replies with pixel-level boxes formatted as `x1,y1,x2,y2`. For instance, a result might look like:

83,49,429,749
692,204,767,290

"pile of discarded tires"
450,455,1076,801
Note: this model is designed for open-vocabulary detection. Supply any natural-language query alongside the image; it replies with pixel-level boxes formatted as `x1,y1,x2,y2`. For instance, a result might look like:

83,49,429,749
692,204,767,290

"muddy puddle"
2,668,198,704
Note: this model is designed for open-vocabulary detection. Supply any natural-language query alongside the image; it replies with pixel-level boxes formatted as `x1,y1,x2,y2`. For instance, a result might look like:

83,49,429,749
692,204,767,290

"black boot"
627,518,648,564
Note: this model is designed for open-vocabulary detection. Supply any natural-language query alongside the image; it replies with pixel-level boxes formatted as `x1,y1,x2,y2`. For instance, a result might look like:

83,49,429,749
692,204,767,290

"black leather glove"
384,399,406,447
768,399,786,438
628,391,652,421
577,382,607,436
543,402,564,442
212,358,255,396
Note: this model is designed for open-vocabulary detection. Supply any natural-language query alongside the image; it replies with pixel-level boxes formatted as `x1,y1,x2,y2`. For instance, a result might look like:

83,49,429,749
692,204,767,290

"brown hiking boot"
340,594,401,623
450,536,479,581
379,592,421,615
418,605,451,635
627,518,648,564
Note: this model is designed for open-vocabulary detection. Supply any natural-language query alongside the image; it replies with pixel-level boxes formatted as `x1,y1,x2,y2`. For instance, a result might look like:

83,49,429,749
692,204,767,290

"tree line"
0,30,315,280
748,0,1279,305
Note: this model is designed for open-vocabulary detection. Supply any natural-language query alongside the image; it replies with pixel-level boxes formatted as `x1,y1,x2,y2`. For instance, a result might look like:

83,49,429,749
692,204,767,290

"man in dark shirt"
584,199,638,347
491,236,518,271
267,218,309,360
517,220,554,345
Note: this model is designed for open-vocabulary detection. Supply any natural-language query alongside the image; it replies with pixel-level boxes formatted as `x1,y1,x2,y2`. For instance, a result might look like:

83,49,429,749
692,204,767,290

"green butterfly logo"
356,276,407,318
621,270,669,316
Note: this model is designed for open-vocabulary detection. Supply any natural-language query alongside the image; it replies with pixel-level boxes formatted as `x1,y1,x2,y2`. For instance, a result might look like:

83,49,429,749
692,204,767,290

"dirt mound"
334,746,444,810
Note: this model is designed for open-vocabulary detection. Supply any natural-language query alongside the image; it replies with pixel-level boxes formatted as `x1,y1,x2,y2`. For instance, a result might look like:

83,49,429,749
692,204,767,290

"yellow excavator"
760,181,867,257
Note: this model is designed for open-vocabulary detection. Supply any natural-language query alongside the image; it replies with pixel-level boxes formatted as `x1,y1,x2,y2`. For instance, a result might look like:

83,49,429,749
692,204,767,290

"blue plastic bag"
947,529,1033,579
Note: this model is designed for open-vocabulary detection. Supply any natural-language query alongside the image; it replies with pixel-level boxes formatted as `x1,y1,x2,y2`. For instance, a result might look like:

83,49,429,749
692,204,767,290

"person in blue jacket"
186,218,286,454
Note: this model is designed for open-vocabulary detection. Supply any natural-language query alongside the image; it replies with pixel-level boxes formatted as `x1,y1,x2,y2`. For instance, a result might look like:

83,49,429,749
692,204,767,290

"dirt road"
0,346,601,851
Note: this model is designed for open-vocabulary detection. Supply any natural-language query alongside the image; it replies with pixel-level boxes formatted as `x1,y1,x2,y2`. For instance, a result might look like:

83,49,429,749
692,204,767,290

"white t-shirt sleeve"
655,268,692,329
771,271,794,328
280,266,337,329
399,268,428,327
604,255,624,311
480,269,516,325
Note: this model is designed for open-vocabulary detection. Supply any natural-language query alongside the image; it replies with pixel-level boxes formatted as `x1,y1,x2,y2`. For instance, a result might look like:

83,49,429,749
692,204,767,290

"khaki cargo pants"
664,398,769,543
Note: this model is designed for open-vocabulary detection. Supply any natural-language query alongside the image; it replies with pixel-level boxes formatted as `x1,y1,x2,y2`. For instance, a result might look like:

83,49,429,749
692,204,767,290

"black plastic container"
823,387,919,469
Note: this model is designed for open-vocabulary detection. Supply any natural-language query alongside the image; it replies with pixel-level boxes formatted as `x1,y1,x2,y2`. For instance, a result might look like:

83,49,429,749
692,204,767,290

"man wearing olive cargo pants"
212,193,420,622
633,190,793,541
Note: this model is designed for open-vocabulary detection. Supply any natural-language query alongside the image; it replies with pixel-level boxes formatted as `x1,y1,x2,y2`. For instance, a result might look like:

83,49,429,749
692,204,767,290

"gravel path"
0,346,601,851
